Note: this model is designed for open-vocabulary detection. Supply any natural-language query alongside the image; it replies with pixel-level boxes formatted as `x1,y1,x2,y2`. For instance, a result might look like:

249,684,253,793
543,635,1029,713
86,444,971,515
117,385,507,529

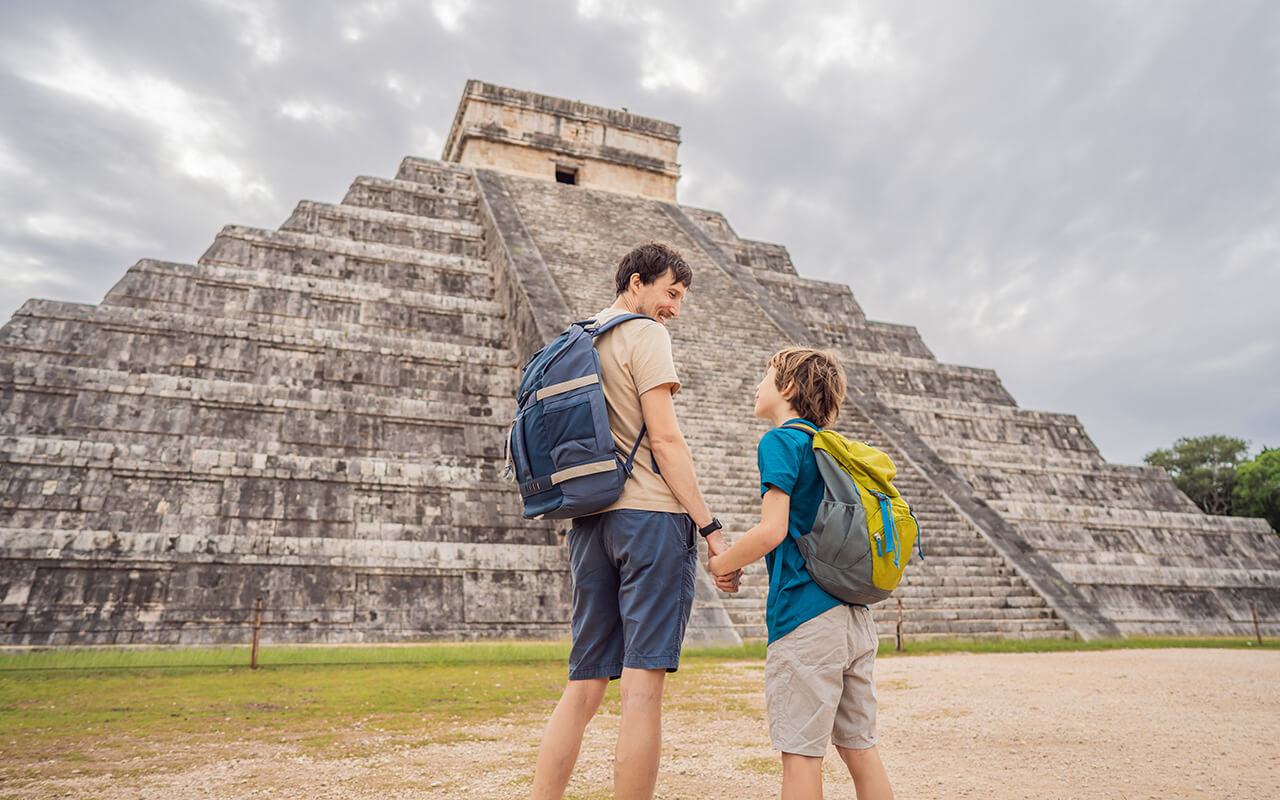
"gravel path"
12,648,1278,799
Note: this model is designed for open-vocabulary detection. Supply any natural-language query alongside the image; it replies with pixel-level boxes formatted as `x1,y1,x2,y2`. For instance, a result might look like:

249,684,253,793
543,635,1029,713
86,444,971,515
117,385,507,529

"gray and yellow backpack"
783,422,923,605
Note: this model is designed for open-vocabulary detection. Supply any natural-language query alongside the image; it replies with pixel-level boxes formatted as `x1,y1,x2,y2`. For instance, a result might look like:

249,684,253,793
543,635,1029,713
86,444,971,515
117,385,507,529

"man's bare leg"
614,667,666,800
780,752,824,800
530,677,609,800
835,744,894,800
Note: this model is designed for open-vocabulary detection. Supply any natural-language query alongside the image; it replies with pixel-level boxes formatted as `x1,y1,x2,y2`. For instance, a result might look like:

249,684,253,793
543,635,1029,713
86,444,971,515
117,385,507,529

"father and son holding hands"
528,242,894,800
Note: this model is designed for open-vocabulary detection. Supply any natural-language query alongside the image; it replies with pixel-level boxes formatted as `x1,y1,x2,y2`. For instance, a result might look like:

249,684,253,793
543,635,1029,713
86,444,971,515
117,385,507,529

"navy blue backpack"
506,314,652,519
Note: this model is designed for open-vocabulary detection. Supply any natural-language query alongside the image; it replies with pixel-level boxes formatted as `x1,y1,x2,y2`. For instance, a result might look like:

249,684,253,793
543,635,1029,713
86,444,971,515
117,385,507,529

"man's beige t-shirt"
591,307,685,514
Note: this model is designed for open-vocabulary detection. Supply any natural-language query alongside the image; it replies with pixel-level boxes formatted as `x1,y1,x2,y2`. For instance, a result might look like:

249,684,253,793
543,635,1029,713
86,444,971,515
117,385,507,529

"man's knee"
618,668,666,708
562,677,609,713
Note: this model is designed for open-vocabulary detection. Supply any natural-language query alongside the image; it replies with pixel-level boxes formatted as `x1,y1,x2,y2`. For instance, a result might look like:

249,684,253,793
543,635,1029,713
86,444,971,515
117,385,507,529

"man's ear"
629,272,644,293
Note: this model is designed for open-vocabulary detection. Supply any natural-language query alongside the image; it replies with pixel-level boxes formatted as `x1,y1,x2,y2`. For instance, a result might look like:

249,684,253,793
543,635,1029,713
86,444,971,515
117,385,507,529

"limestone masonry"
1,80,1276,646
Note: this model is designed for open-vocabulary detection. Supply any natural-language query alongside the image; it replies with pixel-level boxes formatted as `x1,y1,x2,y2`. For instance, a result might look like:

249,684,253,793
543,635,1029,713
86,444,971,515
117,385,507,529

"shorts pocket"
667,515,696,553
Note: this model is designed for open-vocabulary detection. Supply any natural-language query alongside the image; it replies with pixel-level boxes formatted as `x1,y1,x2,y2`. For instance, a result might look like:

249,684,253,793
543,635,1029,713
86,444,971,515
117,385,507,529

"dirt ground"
9,648,1278,799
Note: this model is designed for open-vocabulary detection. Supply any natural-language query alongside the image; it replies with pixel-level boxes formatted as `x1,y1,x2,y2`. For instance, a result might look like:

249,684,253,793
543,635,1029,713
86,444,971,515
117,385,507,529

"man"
530,241,736,800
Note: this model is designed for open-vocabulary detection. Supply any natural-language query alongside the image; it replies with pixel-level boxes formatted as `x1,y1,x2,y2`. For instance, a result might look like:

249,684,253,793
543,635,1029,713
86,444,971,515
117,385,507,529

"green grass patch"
0,657,569,762
0,640,574,672
679,642,768,661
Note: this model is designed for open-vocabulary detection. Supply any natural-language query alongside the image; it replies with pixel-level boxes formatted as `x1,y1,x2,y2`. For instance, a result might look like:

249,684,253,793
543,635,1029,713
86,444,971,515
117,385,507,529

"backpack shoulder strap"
587,313,655,337
780,422,819,436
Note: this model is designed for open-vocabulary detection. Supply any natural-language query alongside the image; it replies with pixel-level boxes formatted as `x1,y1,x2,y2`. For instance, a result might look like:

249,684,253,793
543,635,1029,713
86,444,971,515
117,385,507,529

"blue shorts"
566,509,698,681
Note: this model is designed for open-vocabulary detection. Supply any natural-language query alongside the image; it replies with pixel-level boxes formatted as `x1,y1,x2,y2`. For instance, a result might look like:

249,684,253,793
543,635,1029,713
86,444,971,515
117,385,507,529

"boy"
709,348,894,800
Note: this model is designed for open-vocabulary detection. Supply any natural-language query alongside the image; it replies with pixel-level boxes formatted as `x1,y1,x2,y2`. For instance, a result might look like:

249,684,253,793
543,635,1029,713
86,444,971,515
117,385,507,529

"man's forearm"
651,436,713,527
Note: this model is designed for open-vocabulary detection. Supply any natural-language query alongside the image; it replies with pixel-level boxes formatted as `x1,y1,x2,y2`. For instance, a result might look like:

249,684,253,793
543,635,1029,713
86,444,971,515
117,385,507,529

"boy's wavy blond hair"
768,348,848,428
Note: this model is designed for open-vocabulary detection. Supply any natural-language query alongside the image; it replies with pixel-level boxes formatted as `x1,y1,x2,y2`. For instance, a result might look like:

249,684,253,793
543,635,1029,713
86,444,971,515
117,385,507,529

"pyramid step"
102,259,508,345
393,157,477,191
2,434,517,488
882,593,1049,610
2,300,518,368
0,361,514,458
0,359,517,428
0,303,519,399
342,175,479,220
0,434,542,540
870,607,1059,623
887,618,1070,635
200,226,493,296
280,200,485,258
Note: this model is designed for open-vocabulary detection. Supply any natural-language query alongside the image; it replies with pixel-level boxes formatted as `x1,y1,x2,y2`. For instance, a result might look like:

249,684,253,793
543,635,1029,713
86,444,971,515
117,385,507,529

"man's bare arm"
640,384,713,529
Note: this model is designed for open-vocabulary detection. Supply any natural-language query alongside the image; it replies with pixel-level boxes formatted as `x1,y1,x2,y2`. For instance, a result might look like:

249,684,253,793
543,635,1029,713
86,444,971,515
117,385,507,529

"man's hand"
705,529,729,558
705,530,742,593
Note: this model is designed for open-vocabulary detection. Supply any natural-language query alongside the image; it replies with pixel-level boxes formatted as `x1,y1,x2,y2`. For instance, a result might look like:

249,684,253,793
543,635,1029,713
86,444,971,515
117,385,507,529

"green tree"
1233,447,1280,533
1144,435,1249,515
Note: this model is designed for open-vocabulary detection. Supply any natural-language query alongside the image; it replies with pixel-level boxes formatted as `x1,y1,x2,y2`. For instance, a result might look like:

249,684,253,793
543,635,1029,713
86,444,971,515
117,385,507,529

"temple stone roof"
442,79,681,201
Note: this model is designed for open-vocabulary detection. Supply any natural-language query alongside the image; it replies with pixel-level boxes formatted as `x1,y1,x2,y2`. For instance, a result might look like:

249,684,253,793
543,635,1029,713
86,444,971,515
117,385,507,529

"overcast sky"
1,0,1276,466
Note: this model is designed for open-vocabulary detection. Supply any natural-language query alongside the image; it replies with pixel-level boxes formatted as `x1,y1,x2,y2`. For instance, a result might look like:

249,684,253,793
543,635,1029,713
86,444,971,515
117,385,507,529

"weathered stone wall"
443,80,680,201
0,159,574,645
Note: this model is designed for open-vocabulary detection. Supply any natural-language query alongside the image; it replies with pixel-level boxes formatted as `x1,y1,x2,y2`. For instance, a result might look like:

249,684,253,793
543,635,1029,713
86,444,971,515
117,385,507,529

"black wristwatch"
698,517,722,537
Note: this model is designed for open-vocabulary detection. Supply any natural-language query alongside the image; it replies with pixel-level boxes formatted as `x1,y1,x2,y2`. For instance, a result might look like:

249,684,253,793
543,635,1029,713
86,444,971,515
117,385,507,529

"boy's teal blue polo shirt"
758,418,843,644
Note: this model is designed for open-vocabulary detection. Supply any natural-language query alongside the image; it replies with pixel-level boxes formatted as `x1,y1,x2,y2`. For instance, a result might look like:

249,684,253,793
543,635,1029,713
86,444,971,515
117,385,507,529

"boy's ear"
780,380,796,400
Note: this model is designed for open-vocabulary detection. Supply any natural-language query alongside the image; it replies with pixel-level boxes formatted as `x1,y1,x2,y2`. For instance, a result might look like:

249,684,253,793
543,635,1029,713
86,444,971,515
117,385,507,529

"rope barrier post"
1251,602,1263,646
251,596,263,670
896,597,903,652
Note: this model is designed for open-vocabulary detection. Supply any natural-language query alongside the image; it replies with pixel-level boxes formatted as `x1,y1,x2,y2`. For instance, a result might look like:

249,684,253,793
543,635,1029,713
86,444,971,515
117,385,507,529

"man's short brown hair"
614,242,692,295
769,348,847,428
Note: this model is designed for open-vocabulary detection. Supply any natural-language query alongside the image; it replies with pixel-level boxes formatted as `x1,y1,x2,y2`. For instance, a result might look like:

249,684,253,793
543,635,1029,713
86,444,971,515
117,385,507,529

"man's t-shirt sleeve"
629,321,681,396
758,429,800,497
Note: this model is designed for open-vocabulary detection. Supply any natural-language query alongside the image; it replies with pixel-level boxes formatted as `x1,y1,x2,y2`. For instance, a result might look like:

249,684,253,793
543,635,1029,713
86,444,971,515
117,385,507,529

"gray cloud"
1,0,1276,465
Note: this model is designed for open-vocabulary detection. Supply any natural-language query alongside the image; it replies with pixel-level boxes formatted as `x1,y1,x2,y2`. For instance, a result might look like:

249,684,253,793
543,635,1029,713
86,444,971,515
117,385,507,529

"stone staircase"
0,157,567,644
492,173,1072,642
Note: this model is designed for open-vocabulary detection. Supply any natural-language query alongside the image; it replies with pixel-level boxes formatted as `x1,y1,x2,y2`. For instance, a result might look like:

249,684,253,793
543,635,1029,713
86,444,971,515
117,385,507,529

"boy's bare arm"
640,384,713,528
708,488,791,575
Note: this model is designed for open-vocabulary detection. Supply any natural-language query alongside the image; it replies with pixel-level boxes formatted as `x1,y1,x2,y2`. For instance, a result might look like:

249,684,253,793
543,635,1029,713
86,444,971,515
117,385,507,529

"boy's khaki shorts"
764,604,879,757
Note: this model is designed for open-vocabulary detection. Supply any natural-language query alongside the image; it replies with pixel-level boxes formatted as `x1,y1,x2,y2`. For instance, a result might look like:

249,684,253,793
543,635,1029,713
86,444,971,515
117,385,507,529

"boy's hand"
713,569,741,593
706,534,742,593
708,554,741,592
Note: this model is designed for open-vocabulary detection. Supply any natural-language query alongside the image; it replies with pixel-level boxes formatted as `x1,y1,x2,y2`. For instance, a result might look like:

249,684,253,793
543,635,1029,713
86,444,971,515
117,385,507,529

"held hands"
704,530,741,593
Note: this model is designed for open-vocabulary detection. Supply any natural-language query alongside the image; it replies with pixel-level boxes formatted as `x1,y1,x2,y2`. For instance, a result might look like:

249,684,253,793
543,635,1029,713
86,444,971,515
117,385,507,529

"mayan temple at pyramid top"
442,80,682,201
1,80,1276,646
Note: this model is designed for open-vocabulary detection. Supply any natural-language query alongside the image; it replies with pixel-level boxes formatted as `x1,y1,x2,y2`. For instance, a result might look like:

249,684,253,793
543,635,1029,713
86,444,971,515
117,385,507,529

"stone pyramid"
1,80,1276,646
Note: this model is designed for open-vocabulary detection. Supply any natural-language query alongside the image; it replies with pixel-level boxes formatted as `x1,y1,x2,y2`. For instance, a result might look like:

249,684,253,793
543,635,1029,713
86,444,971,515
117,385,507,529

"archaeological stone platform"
1,80,1276,646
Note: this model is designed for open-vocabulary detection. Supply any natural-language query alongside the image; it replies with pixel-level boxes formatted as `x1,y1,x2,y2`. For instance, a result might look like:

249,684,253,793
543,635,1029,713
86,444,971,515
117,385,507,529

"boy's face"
754,365,793,422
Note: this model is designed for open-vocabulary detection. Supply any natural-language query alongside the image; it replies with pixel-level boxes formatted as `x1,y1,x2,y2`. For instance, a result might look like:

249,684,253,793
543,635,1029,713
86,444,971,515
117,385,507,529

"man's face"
630,268,688,325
